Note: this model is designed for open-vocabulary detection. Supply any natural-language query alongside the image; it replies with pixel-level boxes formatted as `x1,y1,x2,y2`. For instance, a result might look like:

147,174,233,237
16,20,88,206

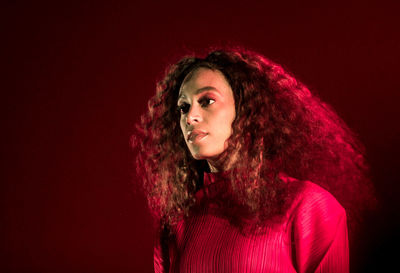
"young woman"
132,48,374,272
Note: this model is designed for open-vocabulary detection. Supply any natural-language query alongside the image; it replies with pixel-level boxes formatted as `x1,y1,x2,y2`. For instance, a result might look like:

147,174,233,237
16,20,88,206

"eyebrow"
178,86,219,100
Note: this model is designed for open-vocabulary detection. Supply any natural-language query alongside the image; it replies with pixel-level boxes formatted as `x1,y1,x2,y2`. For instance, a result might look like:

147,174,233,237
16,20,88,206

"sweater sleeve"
292,182,349,273
154,235,164,273
153,226,170,273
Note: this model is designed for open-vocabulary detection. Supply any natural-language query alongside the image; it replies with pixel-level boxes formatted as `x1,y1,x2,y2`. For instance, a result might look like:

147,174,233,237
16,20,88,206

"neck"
206,149,239,173
207,161,222,173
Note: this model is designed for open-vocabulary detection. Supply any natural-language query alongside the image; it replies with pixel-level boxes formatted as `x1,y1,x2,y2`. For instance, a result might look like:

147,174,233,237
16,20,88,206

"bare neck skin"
206,148,238,173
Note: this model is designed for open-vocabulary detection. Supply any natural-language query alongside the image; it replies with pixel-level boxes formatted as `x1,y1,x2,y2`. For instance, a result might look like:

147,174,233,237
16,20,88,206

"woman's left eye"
199,97,215,107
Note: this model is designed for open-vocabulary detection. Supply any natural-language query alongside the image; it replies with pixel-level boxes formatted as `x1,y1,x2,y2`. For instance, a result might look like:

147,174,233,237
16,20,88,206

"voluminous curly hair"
132,47,375,235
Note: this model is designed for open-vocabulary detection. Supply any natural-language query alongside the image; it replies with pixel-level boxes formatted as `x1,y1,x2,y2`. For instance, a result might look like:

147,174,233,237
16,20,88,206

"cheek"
223,106,236,130
179,118,185,133
214,113,234,140
180,119,187,142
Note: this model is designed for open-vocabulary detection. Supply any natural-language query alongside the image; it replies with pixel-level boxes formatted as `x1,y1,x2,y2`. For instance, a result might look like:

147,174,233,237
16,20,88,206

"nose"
186,104,202,125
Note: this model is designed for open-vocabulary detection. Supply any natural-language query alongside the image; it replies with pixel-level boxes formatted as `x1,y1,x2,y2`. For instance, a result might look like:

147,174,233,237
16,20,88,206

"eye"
199,97,215,107
177,103,190,114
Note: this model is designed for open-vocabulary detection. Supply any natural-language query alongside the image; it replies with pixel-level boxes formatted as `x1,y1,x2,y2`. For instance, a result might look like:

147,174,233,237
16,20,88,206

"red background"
3,1,399,272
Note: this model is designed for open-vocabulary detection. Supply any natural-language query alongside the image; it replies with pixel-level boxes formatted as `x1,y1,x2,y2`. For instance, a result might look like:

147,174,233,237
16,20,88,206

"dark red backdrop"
3,1,399,272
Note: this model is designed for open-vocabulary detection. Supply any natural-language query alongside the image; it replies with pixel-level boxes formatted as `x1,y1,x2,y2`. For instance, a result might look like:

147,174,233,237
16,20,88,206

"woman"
132,48,374,272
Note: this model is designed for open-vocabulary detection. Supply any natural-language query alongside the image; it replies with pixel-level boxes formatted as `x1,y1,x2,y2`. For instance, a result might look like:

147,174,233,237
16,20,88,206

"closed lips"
188,130,208,142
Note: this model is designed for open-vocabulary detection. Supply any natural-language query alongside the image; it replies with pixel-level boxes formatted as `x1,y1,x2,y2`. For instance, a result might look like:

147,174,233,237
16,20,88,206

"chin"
190,147,223,161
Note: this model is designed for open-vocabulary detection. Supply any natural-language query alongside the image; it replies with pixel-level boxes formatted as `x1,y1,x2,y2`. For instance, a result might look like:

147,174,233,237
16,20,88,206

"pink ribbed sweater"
154,171,349,273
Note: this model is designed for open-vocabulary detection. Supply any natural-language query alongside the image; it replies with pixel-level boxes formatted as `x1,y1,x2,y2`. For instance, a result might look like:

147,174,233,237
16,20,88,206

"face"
177,68,236,161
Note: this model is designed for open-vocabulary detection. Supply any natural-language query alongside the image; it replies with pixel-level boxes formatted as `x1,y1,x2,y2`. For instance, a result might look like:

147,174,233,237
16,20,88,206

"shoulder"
283,176,346,219
285,178,347,245
283,178,349,273
298,180,345,216
282,177,347,236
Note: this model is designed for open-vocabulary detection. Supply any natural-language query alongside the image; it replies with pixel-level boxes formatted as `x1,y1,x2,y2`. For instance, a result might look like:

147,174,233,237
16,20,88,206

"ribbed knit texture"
154,171,349,273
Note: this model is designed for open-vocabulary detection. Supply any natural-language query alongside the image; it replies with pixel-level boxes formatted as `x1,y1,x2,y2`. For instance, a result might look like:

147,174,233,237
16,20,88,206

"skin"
177,68,236,173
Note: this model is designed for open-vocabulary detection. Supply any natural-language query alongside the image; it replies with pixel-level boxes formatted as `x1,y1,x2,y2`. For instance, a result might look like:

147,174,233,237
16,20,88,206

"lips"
187,130,208,143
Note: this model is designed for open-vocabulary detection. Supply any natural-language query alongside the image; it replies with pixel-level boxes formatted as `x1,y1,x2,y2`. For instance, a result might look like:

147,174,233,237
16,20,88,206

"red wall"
3,1,399,272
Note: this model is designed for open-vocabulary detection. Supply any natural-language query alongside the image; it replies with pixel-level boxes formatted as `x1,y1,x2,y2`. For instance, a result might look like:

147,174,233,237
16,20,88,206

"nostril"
187,115,198,125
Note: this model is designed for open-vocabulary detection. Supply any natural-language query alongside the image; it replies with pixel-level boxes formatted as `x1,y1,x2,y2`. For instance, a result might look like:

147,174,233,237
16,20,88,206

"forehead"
178,68,232,98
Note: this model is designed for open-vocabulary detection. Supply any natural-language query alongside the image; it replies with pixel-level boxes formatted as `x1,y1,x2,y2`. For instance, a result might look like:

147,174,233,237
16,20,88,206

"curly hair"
132,47,375,236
